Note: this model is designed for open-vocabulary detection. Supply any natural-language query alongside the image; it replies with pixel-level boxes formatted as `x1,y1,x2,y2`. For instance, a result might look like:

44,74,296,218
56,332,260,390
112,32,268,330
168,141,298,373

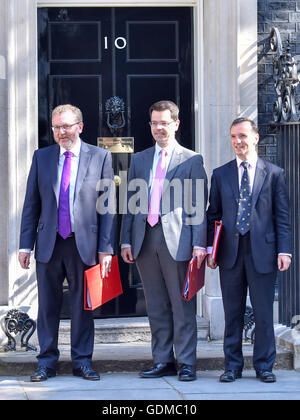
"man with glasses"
19,104,115,382
121,100,207,381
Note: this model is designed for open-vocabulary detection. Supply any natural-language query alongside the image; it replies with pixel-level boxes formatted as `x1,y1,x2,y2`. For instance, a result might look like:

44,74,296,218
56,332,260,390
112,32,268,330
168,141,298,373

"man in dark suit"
18,104,115,382
207,117,292,383
121,100,207,381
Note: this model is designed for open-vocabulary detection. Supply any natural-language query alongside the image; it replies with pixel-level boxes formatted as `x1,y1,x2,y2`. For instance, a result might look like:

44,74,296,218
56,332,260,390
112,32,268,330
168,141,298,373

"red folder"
84,255,123,310
182,257,205,301
211,221,223,262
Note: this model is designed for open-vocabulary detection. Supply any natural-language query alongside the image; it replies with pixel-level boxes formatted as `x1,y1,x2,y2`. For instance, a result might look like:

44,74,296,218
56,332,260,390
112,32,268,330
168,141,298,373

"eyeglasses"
51,121,82,132
149,121,176,128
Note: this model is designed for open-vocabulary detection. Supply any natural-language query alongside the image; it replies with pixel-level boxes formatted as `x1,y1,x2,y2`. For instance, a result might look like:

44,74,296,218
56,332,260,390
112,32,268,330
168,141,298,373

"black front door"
38,6,194,318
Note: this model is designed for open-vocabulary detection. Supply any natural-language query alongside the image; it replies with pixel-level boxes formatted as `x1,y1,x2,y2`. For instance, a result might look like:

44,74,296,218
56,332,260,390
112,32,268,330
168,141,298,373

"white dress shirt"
236,154,257,192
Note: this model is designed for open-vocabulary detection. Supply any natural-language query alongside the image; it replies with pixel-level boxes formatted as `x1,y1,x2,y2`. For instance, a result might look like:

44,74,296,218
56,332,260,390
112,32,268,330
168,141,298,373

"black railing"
269,28,300,328
276,123,300,327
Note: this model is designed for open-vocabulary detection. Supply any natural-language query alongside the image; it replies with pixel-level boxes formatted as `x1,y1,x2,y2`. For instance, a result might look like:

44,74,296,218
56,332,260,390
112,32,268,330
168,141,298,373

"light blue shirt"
150,140,176,192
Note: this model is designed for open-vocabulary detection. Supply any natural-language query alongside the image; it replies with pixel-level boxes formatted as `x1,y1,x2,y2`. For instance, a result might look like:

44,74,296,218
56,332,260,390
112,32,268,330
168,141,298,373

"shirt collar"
236,153,258,169
60,139,81,157
155,139,177,157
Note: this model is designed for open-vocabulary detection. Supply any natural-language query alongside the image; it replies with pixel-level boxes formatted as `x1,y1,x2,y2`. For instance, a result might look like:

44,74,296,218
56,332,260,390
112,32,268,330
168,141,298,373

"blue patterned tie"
236,161,251,235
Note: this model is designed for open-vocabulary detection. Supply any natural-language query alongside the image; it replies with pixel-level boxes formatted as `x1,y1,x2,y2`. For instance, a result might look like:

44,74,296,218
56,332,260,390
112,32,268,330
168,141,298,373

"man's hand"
278,255,291,272
98,253,112,278
192,248,207,269
207,255,218,269
121,247,134,264
18,252,31,269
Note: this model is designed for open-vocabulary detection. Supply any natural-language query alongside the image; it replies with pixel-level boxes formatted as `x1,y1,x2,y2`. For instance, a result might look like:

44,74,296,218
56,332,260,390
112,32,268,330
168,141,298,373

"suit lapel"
143,146,155,186
251,158,267,209
74,141,92,200
50,144,61,205
163,142,183,195
226,160,239,202
166,143,182,179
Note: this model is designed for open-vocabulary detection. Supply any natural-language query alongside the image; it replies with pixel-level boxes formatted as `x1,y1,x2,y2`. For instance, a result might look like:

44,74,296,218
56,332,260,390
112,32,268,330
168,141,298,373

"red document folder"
211,221,223,262
182,257,205,301
84,255,123,310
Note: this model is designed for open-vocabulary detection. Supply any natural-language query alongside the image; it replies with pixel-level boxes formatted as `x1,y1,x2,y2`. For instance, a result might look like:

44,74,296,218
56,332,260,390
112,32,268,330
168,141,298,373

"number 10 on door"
104,37,127,50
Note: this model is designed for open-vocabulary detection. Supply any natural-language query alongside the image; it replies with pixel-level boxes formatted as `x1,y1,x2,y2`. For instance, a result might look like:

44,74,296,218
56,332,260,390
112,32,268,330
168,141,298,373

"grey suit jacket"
120,142,207,261
207,157,292,273
19,141,115,266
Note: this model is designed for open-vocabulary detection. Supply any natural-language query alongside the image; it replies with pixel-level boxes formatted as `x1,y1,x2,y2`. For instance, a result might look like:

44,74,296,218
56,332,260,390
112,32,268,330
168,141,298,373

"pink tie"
147,149,167,227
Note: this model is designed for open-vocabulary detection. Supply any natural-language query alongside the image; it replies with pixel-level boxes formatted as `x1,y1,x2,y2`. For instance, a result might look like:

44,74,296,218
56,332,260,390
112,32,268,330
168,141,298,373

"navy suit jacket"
20,141,115,266
207,157,292,274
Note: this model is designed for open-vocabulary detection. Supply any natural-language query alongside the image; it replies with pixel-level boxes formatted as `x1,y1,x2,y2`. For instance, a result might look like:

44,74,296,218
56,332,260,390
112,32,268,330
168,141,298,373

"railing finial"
269,27,300,122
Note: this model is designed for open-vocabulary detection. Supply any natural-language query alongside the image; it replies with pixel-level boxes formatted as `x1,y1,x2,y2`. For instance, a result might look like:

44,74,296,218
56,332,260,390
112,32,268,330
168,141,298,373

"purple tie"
147,149,168,227
58,151,73,239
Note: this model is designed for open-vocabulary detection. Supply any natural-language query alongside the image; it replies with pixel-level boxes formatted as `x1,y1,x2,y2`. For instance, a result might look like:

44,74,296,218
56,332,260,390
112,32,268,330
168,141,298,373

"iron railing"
276,123,300,327
269,28,300,327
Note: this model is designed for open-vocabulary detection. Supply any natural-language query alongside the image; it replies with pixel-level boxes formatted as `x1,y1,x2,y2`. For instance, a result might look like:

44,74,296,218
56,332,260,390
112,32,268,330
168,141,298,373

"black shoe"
73,366,100,381
178,364,196,381
219,370,242,382
30,367,56,382
256,370,276,383
140,363,177,378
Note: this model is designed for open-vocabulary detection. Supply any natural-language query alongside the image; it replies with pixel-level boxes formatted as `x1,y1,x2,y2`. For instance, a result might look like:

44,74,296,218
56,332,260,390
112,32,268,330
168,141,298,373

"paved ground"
0,329,298,401
1,369,300,401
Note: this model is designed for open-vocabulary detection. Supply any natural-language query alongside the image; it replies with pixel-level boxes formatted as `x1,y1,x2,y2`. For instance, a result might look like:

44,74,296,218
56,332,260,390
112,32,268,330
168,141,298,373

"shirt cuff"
19,249,31,254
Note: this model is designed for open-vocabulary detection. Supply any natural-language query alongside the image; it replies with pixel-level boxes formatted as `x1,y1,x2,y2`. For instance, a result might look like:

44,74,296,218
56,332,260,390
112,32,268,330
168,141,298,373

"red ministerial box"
182,257,205,301
84,255,123,310
211,221,223,262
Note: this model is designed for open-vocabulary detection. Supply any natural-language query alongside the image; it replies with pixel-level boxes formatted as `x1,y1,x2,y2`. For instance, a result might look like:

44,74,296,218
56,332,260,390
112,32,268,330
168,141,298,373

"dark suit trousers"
219,232,276,373
36,235,94,370
136,222,197,366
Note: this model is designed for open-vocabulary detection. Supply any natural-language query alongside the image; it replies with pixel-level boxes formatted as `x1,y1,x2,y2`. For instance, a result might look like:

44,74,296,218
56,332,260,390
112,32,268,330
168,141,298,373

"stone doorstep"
58,316,210,344
0,318,294,376
0,342,293,377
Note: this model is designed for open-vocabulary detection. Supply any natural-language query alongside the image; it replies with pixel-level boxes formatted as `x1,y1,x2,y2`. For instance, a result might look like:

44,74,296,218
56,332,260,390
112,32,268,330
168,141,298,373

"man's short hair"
149,100,179,121
230,117,258,134
52,104,83,123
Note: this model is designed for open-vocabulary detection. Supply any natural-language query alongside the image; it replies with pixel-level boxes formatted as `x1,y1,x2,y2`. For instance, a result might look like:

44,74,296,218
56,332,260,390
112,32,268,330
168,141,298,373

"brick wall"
257,0,300,163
